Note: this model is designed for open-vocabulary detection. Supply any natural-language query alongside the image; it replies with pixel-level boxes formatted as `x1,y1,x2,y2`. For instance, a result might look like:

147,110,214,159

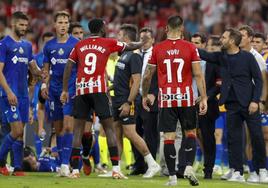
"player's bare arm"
124,35,149,51
41,63,50,99
29,60,43,77
119,73,141,117
260,70,267,112
0,63,17,106
60,59,74,104
192,61,208,115
142,64,156,111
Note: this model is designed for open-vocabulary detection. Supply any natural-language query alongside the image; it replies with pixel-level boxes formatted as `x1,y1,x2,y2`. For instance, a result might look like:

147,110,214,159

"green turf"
0,172,267,188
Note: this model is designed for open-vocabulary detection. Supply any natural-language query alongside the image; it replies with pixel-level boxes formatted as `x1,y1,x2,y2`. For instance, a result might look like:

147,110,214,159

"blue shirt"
43,36,78,96
0,36,33,98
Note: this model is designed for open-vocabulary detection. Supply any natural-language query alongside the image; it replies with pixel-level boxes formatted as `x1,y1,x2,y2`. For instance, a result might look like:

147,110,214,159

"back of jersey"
69,37,125,95
149,39,200,108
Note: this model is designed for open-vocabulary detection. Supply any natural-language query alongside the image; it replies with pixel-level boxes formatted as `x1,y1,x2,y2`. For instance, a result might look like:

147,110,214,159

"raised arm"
198,49,221,64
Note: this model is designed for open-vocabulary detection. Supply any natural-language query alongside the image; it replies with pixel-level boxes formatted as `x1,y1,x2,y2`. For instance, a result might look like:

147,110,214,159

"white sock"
72,169,79,174
112,165,120,172
144,153,156,167
169,175,177,181
61,164,69,169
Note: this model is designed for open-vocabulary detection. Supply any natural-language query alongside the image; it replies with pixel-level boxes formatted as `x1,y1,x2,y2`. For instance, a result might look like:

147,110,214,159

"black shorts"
158,106,197,132
112,103,135,125
72,93,112,120
38,88,46,104
86,109,94,122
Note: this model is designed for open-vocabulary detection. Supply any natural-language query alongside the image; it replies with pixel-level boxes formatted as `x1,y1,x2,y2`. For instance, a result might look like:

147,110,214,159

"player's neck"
167,32,181,40
57,33,69,43
10,31,22,42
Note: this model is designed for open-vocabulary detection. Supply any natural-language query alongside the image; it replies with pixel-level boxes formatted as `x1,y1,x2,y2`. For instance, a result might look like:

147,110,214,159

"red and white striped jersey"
148,39,200,108
69,36,125,95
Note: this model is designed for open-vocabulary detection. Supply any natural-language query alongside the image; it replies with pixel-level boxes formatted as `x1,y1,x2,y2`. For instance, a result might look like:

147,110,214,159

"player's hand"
249,102,258,115
147,94,156,106
119,102,130,117
199,98,207,115
41,70,48,80
41,86,49,100
60,91,69,105
195,96,201,104
259,102,265,113
142,96,151,112
29,108,34,125
7,90,17,106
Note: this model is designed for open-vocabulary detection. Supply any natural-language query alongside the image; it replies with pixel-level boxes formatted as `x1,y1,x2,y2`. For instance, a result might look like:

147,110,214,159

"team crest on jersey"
13,113,18,120
19,47,24,54
58,48,64,55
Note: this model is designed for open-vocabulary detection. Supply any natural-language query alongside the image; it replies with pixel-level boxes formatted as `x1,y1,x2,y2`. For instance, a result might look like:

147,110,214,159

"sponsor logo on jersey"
116,61,125,70
77,79,100,89
161,93,189,101
11,56,28,64
50,57,68,65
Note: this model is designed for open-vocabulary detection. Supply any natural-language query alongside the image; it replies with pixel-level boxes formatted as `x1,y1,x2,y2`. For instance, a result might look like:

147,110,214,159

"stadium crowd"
0,0,268,186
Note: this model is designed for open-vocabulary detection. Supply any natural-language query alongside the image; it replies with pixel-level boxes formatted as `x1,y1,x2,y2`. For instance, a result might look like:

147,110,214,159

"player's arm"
0,63,17,105
142,64,156,111
29,60,42,77
61,59,74,104
192,61,208,115
40,63,50,99
124,36,149,51
260,70,267,112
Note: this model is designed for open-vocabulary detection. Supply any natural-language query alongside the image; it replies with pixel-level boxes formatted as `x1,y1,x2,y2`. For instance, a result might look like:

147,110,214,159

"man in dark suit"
199,28,267,182
191,33,221,179
130,27,159,175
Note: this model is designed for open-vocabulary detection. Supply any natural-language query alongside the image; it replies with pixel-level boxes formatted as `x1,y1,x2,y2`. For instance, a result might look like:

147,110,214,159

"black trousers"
225,102,266,174
199,114,216,175
133,96,159,169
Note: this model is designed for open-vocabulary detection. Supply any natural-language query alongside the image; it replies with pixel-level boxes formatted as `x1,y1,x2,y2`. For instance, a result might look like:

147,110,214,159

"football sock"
164,140,176,176
108,146,119,166
215,144,223,166
185,134,196,166
0,134,15,167
56,135,63,165
71,148,81,170
61,133,73,165
12,140,23,171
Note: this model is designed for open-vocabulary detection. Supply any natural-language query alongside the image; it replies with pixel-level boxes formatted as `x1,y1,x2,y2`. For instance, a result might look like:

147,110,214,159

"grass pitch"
0,172,267,188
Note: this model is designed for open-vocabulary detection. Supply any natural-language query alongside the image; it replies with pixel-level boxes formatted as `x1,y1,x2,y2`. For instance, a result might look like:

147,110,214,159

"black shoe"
204,173,212,179
128,168,146,176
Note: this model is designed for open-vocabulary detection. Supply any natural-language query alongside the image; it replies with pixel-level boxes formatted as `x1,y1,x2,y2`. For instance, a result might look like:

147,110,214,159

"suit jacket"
203,62,220,120
148,72,158,112
199,49,263,107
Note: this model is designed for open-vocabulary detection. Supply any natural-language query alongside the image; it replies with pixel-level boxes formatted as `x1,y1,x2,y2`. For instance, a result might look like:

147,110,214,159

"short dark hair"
22,159,33,172
69,22,82,34
167,15,184,29
88,18,105,34
191,32,207,44
120,24,138,42
253,32,266,42
208,35,221,46
12,11,29,21
226,28,242,46
139,27,153,35
42,32,54,41
54,11,70,22
239,25,254,37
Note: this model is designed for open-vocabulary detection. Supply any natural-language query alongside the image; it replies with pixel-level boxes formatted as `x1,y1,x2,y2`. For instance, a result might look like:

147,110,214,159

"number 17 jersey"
69,36,125,95
148,39,200,108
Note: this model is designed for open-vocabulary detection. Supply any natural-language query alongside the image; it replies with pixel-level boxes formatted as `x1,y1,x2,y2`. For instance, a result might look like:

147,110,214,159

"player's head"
118,24,138,43
69,22,84,40
252,32,266,53
139,27,154,50
206,35,221,52
88,18,106,37
191,33,207,49
42,32,54,43
220,28,242,50
11,11,29,38
22,146,38,172
166,15,184,34
54,11,70,36
239,25,254,49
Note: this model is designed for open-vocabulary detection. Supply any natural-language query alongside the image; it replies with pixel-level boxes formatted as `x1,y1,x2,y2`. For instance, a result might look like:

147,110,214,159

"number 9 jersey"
148,39,200,108
69,36,125,95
